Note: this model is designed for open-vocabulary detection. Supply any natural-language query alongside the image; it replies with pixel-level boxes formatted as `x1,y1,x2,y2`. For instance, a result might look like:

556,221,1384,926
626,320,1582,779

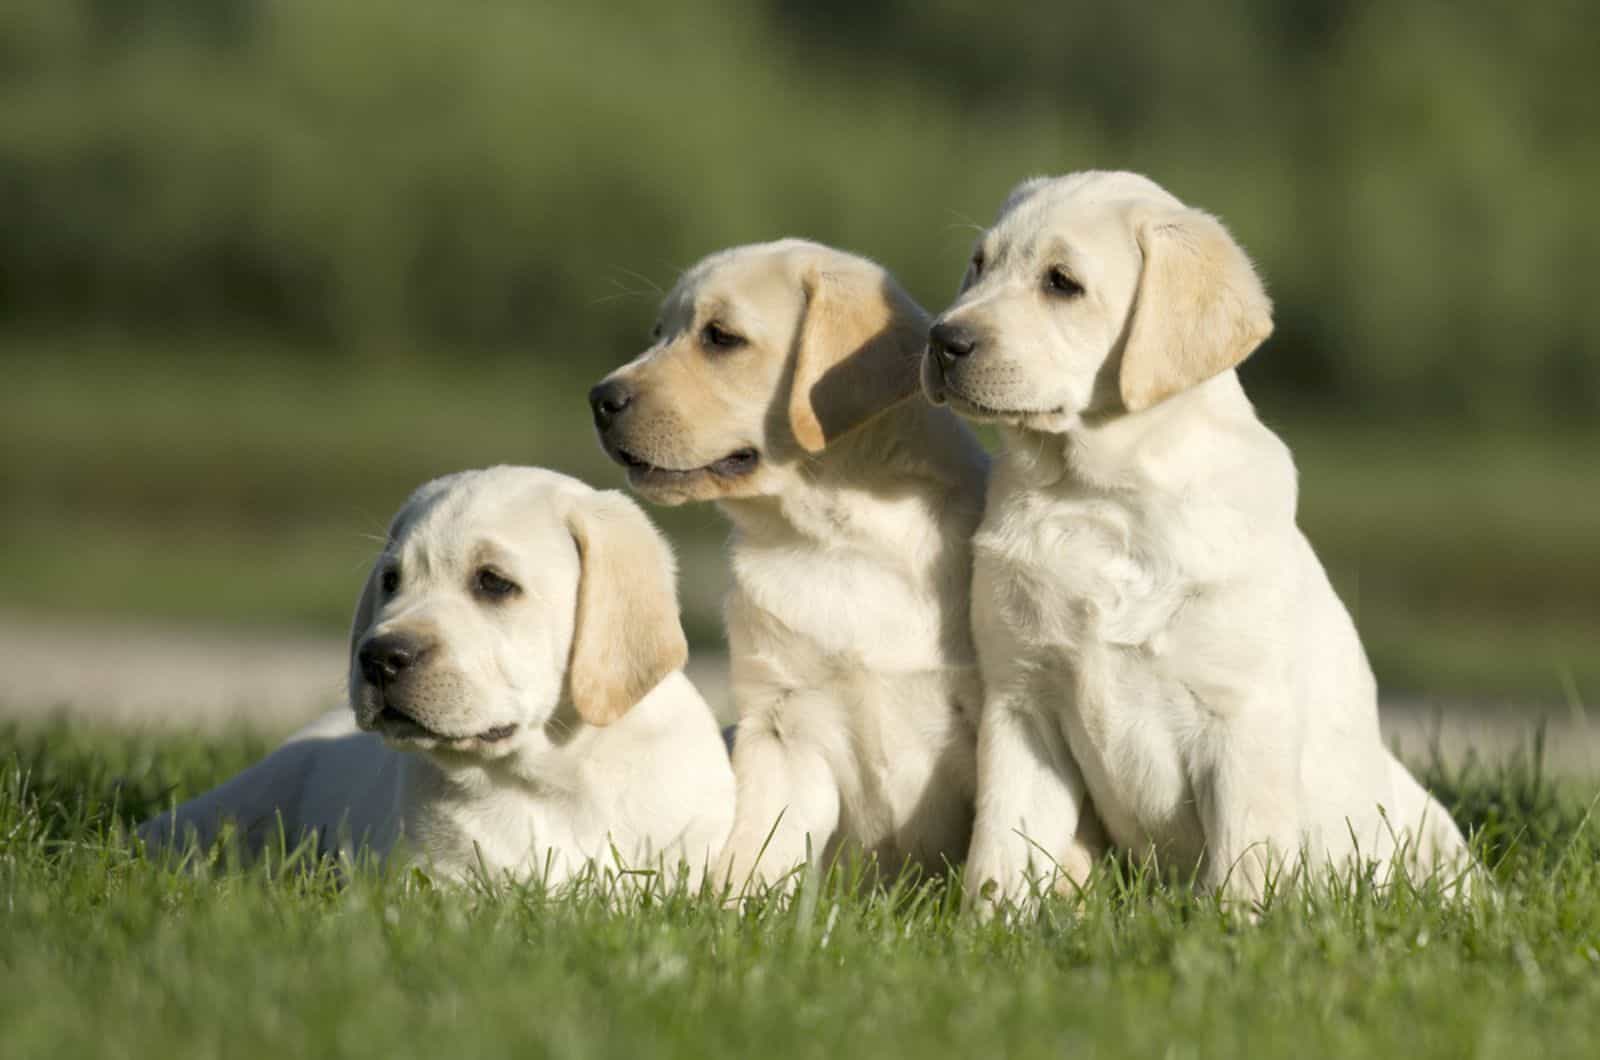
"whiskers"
589,265,665,307
542,702,581,746
943,212,987,238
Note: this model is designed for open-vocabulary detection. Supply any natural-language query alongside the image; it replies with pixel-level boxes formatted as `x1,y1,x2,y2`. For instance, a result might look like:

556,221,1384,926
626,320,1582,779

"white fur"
592,241,1018,889
926,172,1475,911
138,466,733,887
714,418,985,886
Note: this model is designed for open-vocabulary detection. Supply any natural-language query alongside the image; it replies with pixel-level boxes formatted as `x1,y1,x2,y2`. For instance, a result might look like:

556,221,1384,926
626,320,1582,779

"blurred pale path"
0,612,346,730
0,611,737,731
3,613,1593,778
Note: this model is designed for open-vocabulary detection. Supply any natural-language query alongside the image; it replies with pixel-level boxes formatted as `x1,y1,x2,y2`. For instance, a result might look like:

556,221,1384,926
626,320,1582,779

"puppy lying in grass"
589,240,1103,890
139,466,734,886
924,171,1475,912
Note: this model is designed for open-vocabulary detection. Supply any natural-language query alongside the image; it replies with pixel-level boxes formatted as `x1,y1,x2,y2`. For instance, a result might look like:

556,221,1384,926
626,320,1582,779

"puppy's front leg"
714,721,840,895
965,694,1099,917
1191,719,1304,906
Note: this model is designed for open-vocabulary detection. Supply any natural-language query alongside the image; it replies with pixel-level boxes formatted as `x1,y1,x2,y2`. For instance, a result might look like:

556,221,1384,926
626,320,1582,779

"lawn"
2,722,1598,1059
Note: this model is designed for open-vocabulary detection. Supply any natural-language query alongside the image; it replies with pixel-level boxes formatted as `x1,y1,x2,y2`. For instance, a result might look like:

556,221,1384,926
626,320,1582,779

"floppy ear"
564,490,689,726
1119,208,1274,412
787,265,930,453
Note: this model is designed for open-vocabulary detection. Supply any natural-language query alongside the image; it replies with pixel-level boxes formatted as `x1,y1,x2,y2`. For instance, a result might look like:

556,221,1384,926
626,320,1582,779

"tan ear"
1119,208,1274,412
787,265,930,453
564,490,689,726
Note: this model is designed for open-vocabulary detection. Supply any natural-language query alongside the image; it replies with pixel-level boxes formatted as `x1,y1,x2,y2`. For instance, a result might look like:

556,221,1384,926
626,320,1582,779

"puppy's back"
137,709,405,862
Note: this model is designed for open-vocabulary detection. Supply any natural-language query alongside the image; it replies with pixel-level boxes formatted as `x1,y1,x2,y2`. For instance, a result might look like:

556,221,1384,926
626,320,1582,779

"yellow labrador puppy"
590,239,1042,890
140,466,734,886
924,172,1473,910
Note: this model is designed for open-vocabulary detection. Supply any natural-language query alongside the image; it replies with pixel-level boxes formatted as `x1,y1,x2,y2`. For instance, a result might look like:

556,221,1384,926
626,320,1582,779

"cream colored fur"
924,171,1475,912
592,240,1060,889
139,467,733,886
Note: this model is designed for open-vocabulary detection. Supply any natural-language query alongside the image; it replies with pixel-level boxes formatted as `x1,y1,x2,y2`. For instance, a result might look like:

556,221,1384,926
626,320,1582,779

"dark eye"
1045,267,1084,298
959,250,986,294
650,322,663,341
473,567,520,600
380,567,400,596
701,322,745,350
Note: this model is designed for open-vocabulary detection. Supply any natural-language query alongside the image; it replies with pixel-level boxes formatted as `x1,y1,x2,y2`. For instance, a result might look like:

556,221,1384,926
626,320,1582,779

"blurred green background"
2,0,1596,703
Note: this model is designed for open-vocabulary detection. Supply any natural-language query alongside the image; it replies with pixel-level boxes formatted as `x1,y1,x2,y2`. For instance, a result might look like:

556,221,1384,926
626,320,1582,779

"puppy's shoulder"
1200,411,1298,523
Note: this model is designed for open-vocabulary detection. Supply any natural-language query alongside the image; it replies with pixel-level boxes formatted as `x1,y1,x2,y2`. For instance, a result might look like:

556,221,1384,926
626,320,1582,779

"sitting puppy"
139,466,734,886
924,172,1473,910
589,240,1069,889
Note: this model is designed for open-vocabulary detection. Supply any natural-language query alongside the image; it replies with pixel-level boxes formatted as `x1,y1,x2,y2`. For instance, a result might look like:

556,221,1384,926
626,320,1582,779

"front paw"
713,842,807,901
1208,841,1293,916
962,846,1036,921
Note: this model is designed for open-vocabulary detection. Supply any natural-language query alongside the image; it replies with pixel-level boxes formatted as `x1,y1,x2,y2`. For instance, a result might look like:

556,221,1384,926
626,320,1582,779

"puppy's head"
348,467,687,759
588,239,929,505
924,171,1273,430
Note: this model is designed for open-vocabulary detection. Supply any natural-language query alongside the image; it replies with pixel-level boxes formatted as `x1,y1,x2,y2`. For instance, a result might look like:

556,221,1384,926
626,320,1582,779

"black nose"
358,633,429,686
929,321,977,362
588,380,633,430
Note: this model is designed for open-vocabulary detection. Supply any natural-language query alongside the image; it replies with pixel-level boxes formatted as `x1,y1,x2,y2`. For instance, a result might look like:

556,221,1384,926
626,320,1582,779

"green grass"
2,722,1598,1059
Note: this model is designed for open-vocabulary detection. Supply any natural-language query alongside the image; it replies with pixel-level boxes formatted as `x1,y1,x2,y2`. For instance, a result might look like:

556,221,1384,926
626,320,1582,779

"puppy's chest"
407,779,586,882
978,493,1205,656
728,546,952,669
978,489,1263,851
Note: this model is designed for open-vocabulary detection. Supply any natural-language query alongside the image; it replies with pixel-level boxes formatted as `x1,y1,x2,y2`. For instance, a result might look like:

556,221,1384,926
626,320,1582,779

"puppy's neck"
720,399,988,552
1003,371,1263,494
418,673,696,801
414,698,590,799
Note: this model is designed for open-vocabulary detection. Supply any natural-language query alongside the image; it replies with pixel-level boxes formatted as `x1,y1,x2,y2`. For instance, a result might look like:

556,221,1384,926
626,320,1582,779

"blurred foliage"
1,2,1596,704
2,0,1597,419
